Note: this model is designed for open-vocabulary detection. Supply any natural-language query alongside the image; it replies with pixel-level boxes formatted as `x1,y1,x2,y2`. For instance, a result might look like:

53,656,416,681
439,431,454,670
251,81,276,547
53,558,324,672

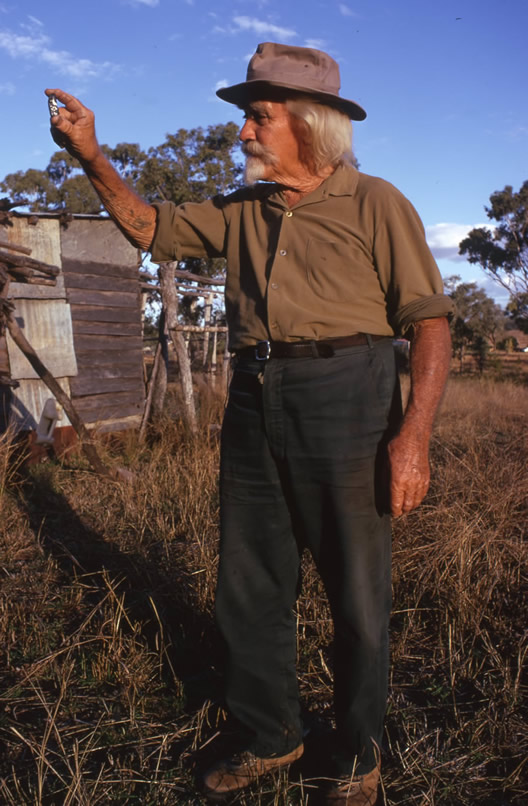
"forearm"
401,316,451,440
81,149,156,251
387,316,451,515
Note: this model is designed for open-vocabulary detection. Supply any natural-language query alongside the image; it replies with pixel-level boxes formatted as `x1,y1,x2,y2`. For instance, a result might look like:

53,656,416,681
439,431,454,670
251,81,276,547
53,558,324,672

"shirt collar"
267,162,359,210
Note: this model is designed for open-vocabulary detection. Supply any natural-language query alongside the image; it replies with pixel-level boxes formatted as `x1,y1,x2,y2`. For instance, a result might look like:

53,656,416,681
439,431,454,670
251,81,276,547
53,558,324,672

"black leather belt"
234,334,387,361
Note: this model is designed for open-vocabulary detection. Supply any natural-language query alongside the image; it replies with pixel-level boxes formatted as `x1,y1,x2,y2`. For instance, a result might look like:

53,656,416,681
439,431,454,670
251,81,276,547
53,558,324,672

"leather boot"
203,743,304,799
321,762,380,805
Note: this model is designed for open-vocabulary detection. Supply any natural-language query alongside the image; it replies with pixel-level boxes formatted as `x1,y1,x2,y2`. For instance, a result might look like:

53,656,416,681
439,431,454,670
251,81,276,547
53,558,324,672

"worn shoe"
321,763,380,805
203,743,304,799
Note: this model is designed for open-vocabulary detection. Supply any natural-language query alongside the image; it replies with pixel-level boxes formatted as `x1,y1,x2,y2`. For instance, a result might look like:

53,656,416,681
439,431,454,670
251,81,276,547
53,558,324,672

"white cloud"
25,15,44,28
232,16,298,40
123,0,159,6
0,81,15,95
304,38,327,50
506,125,528,141
208,79,230,104
425,222,487,262
0,26,121,80
339,4,358,17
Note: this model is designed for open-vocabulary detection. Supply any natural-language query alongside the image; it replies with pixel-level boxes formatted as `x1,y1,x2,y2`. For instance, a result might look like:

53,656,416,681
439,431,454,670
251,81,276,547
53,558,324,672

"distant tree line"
459,180,528,334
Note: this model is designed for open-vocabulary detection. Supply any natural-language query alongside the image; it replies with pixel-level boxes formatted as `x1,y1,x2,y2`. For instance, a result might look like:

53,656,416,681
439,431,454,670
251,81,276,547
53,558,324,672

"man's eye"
243,112,266,124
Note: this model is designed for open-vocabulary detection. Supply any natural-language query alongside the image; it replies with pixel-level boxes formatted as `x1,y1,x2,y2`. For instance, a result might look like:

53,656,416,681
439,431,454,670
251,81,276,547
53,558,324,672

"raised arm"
45,89,156,250
387,316,451,517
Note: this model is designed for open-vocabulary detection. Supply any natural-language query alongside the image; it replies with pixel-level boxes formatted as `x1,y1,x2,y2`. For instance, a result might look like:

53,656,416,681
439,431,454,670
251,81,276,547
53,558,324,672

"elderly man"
46,41,451,805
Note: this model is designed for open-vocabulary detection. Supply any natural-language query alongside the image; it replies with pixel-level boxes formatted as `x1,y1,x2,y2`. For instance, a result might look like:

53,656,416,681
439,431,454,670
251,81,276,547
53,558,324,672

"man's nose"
239,119,256,142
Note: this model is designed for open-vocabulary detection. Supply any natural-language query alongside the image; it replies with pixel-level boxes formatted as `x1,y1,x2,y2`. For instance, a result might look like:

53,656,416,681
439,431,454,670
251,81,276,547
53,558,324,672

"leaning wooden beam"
0,239,32,256
172,325,228,333
0,249,61,277
139,340,163,442
175,283,225,295
3,301,124,480
7,264,57,285
173,267,225,286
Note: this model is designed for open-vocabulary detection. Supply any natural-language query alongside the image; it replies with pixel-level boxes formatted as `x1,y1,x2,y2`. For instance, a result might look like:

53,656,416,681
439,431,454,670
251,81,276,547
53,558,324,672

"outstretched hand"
44,89,100,163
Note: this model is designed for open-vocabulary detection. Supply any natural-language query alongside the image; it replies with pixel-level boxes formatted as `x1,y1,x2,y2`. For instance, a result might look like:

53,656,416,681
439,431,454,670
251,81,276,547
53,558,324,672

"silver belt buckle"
255,340,271,360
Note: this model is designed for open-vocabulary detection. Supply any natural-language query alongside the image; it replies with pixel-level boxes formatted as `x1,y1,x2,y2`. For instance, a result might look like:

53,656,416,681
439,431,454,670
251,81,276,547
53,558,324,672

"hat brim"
216,79,367,121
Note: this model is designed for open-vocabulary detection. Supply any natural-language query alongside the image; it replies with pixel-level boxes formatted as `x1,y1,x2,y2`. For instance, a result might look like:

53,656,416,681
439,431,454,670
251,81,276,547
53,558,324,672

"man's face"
239,100,301,185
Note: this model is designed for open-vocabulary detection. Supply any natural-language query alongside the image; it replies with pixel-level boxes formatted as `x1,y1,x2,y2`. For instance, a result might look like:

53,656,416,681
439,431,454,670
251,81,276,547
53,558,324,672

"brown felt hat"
216,42,366,121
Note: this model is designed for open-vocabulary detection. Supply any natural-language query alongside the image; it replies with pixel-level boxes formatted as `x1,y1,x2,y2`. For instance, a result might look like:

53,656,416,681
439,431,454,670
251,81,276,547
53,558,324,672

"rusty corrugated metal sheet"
6,299,77,380
8,377,72,430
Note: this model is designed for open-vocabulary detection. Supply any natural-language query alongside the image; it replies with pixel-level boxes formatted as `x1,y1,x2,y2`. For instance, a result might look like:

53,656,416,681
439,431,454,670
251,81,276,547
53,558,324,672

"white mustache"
241,142,278,164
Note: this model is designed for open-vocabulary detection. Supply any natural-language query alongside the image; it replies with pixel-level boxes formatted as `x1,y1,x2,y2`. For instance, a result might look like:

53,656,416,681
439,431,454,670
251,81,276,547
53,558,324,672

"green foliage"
137,122,242,205
506,291,528,334
459,181,528,331
444,275,506,368
0,168,58,211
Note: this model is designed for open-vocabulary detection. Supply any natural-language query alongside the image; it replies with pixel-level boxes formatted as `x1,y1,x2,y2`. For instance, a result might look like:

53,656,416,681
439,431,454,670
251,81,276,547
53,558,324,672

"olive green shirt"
151,163,452,350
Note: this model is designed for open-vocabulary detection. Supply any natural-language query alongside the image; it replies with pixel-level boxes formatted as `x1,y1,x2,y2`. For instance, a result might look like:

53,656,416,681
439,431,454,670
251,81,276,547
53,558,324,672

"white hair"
286,96,355,173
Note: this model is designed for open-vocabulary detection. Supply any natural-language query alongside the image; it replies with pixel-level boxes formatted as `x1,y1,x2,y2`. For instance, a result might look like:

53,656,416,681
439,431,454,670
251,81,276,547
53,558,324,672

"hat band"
247,68,340,96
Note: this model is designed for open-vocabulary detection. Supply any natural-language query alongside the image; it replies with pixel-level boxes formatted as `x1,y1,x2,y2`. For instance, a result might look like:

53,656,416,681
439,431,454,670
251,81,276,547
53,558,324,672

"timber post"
158,262,197,433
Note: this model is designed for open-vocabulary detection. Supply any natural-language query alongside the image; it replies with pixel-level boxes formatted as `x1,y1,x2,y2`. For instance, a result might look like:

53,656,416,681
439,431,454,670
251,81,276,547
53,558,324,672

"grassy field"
0,369,526,805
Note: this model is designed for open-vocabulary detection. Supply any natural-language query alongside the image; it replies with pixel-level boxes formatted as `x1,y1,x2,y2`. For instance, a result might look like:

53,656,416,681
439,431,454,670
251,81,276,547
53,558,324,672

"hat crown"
247,42,341,96
215,41,367,121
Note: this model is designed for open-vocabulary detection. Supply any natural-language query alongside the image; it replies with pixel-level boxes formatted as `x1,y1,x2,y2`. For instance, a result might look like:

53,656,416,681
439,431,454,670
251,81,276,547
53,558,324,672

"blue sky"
0,0,526,305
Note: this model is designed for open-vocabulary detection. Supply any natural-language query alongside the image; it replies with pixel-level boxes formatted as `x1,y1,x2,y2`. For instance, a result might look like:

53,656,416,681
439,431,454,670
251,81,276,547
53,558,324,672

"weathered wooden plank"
72,320,141,337
6,299,78,380
72,334,143,352
72,391,144,416
62,258,140,280
70,304,139,323
68,288,139,312
87,413,142,433
65,274,139,293
70,376,144,397
69,364,143,382
74,350,142,368
66,288,138,308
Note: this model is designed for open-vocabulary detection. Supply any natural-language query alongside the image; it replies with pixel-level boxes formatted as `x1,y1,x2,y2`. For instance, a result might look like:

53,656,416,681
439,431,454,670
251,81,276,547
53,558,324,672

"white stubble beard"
242,142,278,185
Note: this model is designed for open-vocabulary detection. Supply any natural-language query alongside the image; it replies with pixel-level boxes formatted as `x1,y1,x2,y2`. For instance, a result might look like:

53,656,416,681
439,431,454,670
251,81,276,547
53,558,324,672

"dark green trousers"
217,339,397,774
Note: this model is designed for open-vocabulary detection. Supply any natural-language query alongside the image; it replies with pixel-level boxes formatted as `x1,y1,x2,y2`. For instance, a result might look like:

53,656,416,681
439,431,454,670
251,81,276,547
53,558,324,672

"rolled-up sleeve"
370,182,453,335
150,198,228,263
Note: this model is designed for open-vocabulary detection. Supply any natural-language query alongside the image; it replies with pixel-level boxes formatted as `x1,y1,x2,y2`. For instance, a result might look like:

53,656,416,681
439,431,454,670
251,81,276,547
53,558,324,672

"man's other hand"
387,431,430,517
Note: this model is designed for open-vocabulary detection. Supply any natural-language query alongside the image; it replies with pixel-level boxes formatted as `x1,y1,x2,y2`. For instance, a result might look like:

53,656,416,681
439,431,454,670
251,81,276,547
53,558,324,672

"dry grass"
0,376,526,804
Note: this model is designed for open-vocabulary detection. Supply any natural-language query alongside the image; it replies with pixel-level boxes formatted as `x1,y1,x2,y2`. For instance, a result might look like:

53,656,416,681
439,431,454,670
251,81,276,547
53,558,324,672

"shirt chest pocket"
305,238,357,303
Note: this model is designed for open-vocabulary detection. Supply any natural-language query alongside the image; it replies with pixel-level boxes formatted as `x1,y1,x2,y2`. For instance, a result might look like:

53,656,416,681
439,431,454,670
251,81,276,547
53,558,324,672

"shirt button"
279,249,287,256
271,282,279,290
285,211,293,217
